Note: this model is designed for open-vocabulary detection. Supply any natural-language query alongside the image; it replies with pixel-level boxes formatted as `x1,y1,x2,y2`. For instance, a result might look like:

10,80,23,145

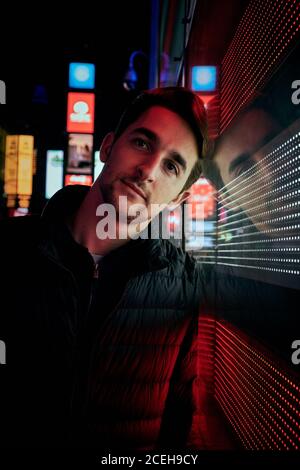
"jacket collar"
38,185,170,274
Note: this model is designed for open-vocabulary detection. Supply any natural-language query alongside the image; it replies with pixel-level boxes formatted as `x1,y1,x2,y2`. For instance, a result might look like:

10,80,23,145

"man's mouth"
121,180,147,201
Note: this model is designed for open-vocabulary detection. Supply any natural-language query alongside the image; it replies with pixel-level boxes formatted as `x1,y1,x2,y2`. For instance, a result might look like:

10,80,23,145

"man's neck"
68,184,130,256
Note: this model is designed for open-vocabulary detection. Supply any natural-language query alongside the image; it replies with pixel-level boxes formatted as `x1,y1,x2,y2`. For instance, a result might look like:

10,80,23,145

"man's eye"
235,161,254,178
166,161,179,175
234,166,244,178
133,138,149,150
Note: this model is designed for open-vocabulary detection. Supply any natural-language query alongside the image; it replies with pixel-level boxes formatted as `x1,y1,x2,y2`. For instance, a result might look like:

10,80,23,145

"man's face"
213,108,282,230
97,105,198,225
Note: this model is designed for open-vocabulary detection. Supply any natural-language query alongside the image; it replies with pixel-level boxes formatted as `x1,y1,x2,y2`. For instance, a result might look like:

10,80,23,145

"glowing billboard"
67,133,93,174
67,92,95,133
65,174,93,186
17,135,34,197
4,135,34,208
191,66,217,92
188,177,216,219
4,135,19,197
45,150,64,199
69,63,95,89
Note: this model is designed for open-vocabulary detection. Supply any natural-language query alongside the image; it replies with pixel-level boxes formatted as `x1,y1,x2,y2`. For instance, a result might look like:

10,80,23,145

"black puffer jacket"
1,185,297,449
0,185,209,449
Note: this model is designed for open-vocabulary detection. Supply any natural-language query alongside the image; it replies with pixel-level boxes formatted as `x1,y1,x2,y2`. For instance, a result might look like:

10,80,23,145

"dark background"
0,2,150,158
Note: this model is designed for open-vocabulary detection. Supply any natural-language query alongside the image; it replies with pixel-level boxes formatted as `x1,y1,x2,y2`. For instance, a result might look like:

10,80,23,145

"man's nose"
136,153,161,182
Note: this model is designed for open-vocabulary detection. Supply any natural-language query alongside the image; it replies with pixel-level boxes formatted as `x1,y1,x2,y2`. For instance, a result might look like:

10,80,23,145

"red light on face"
67,92,95,133
65,174,93,186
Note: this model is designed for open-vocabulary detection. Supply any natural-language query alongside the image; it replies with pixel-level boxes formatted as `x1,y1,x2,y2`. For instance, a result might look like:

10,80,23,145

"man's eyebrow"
228,130,278,175
130,127,159,143
131,127,187,173
229,152,252,174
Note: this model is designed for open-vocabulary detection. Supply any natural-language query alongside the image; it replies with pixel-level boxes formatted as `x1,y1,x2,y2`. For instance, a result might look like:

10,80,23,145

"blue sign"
69,63,95,89
191,66,217,92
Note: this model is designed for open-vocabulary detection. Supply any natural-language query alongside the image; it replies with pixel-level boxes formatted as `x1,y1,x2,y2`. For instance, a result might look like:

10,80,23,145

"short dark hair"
113,87,210,192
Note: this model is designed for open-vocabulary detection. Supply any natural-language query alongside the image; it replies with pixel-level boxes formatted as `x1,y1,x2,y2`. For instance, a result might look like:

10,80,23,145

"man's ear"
100,132,115,163
167,190,192,211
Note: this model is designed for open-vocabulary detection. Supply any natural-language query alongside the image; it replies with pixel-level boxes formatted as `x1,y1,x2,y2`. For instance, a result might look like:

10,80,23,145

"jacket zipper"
93,262,99,279
88,262,99,312
83,275,134,412
85,262,99,321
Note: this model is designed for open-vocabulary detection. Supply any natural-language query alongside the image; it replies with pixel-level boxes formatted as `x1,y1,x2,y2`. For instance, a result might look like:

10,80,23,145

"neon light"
65,174,93,186
69,63,95,89
66,92,95,133
191,66,217,92
213,320,300,449
45,150,64,199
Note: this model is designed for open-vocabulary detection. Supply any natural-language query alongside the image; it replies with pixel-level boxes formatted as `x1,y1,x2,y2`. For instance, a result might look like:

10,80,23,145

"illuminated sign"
191,66,217,92
4,135,34,208
67,92,95,133
94,150,105,180
32,148,37,175
45,150,64,199
13,207,29,217
65,174,93,186
4,135,18,198
188,177,216,219
67,133,93,174
69,63,95,89
17,135,34,198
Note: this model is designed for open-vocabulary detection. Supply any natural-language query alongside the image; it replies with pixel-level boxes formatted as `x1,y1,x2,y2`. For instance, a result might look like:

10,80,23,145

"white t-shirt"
90,252,103,265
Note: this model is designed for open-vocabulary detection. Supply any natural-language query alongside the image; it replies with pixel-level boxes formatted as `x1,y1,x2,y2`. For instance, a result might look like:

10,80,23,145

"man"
0,87,212,449
204,103,283,232
202,101,299,371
